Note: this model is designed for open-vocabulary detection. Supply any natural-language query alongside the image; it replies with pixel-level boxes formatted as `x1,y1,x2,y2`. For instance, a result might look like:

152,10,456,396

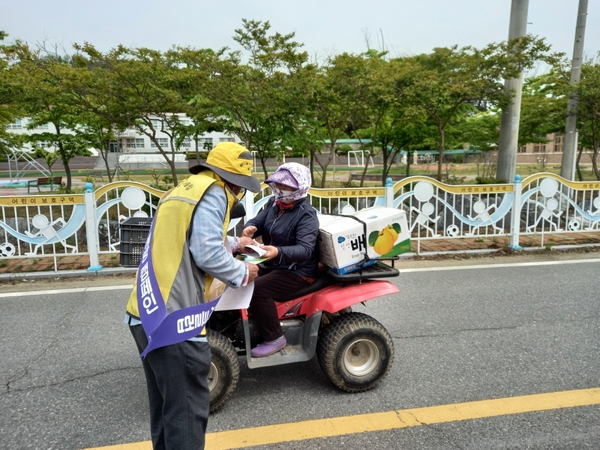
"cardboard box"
318,207,411,274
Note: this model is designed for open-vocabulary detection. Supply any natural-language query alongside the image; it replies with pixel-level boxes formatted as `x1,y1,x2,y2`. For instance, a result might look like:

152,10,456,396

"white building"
5,118,85,153
6,114,241,158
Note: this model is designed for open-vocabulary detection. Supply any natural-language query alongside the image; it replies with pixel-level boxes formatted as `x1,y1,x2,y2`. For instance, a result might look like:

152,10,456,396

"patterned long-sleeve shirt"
188,183,248,287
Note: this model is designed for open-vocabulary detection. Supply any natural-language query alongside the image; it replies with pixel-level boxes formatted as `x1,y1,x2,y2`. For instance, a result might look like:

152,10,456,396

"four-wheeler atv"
207,261,399,412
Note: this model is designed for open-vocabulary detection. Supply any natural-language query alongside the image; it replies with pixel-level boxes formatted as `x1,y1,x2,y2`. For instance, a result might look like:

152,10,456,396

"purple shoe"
251,336,287,358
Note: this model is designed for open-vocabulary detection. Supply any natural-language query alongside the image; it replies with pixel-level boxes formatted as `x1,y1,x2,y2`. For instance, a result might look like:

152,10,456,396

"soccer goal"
347,150,374,167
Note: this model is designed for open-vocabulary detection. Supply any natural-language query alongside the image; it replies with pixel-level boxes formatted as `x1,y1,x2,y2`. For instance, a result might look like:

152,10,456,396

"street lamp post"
560,0,588,181
496,0,529,183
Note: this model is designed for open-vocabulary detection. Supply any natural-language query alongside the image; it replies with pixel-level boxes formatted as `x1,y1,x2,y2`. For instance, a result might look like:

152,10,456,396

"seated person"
242,162,319,357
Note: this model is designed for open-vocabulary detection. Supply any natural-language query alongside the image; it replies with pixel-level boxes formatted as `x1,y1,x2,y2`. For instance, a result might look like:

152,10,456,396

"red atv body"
207,261,400,412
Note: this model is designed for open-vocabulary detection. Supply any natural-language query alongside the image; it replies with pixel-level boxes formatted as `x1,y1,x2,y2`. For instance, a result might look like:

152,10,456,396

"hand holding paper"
241,242,269,263
244,243,267,258
237,236,256,250
243,261,260,281
258,244,279,260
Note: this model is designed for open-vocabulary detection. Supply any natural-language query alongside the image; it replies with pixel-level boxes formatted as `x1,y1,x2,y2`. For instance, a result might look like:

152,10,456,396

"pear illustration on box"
318,207,412,274
370,223,401,255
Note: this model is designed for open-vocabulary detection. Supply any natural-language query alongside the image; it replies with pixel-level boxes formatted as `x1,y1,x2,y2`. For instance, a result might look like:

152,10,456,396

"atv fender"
300,280,399,315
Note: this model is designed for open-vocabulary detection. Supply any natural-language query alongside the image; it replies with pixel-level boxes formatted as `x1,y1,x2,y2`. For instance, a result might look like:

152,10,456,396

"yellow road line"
85,387,600,450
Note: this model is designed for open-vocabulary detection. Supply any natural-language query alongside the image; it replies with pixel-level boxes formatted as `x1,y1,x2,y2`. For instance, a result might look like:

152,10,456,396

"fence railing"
0,173,598,272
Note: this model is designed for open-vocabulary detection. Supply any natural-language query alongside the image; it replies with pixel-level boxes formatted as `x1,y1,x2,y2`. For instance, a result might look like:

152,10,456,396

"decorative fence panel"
520,174,600,247
391,176,515,254
0,174,598,273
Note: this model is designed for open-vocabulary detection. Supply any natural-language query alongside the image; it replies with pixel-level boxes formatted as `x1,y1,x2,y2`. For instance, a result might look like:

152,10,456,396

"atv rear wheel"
317,312,394,393
207,330,240,413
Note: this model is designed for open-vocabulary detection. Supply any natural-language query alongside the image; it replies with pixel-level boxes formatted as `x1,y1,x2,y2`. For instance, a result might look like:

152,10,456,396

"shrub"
335,144,353,156
185,151,208,161
475,177,507,184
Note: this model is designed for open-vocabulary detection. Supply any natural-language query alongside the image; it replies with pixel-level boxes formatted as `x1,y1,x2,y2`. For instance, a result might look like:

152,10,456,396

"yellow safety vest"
125,170,236,318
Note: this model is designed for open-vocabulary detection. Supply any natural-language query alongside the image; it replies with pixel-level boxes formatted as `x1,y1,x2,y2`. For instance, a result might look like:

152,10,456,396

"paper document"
244,243,267,258
215,283,255,311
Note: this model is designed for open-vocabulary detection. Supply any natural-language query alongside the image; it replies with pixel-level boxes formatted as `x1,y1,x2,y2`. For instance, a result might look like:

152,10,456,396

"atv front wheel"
317,312,394,393
207,330,240,413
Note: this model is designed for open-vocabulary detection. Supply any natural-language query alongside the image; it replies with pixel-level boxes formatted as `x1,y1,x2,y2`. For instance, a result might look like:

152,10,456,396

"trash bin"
119,217,153,267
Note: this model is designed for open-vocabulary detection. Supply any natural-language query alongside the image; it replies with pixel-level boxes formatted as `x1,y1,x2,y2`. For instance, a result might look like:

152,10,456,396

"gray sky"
2,0,599,63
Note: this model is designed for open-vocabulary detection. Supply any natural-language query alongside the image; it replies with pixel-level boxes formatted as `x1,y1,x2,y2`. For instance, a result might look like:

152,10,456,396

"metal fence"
0,173,598,272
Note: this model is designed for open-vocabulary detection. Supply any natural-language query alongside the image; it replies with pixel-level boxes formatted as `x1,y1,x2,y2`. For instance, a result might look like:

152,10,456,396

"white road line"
399,257,600,273
0,284,133,298
1,258,599,297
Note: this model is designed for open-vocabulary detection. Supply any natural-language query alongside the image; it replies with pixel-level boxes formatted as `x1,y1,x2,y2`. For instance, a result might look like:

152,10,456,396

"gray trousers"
130,324,211,450
249,269,311,341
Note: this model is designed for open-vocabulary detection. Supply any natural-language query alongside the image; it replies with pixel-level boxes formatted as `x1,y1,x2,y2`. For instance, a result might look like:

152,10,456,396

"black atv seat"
274,270,336,302
274,261,399,303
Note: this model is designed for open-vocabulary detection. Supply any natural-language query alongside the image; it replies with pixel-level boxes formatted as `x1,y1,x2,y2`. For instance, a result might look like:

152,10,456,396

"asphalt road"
1,253,599,449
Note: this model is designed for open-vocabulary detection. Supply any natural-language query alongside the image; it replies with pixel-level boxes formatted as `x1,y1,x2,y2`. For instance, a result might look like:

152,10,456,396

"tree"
0,31,27,158
76,113,121,182
454,109,500,151
181,70,226,166
205,20,311,178
400,37,555,181
399,46,489,180
311,53,374,187
9,44,94,191
353,53,431,184
74,44,205,185
345,50,393,186
518,70,568,146
576,57,600,180
32,146,59,181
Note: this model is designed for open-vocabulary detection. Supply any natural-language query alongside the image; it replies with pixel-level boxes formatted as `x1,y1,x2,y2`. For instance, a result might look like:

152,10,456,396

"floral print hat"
265,163,311,202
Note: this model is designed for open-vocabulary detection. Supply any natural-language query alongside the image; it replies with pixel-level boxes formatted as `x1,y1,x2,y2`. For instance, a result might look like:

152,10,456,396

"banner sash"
137,220,219,357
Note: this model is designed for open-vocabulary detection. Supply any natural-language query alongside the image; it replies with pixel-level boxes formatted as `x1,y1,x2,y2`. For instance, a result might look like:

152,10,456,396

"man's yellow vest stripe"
126,171,235,319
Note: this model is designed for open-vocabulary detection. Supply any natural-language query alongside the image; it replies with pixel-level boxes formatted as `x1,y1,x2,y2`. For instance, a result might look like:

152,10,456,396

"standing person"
125,142,260,450
242,162,320,358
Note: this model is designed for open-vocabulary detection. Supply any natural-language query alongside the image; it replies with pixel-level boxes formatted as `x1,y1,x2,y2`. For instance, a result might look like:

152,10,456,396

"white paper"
215,283,255,311
244,243,267,257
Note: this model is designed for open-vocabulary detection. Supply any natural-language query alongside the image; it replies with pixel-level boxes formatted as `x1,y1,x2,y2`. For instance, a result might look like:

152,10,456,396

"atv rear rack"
328,260,399,282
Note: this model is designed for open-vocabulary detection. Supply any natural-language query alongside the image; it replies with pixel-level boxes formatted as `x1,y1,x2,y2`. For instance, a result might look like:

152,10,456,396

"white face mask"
271,186,297,202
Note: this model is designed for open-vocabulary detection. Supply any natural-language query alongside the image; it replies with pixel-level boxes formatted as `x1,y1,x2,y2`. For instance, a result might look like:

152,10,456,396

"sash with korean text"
137,221,219,358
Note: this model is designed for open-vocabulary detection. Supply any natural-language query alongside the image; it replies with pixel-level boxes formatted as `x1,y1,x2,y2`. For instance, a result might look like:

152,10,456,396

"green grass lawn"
2,162,599,191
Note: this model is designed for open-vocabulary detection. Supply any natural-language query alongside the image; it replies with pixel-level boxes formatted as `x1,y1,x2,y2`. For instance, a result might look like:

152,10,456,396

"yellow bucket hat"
189,142,260,192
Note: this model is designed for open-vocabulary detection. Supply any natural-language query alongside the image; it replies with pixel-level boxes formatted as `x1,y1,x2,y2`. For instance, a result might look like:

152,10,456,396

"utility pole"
496,0,529,183
560,0,588,181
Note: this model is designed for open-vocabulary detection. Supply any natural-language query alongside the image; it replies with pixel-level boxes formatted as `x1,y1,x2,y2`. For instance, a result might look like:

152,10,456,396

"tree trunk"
576,145,585,181
383,152,399,185
261,157,268,178
166,137,179,186
102,142,113,183
169,159,178,186
318,152,334,188
318,142,336,188
437,125,445,181
54,125,72,193
309,151,315,187
63,161,71,194
359,152,370,187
